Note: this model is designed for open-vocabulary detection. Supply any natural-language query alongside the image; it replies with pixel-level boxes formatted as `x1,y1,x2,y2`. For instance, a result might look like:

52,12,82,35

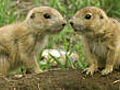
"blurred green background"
0,0,120,71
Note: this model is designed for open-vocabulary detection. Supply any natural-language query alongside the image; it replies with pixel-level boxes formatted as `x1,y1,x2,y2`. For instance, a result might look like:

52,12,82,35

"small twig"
113,79,120,84
81,76,85,79
38,83,40,90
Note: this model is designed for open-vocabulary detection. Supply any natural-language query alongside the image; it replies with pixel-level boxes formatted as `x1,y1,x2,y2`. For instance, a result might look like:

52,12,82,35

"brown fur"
0,6,66,75
70,6,120,75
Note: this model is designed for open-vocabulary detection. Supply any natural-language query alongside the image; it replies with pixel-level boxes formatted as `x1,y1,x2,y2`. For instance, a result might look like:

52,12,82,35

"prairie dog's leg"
22,55,42,74
83,47,98,75
101,49,118,75
82,37,98,75
0,52,10,75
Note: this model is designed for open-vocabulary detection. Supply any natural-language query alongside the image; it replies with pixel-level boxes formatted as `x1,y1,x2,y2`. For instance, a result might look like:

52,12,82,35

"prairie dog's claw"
101,65,113,75
83,65,98,75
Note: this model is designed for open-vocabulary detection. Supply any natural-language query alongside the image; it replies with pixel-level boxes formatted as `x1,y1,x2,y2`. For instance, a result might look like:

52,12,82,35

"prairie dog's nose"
62,23,66,27
70,21,74,27
62,20,67,27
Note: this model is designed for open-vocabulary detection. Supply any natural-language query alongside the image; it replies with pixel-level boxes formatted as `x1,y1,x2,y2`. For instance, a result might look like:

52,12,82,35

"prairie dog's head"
25,6,66,34
70,6,109,34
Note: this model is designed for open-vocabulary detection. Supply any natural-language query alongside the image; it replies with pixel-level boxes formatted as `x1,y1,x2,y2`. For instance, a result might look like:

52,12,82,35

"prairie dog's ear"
100,14,104,19
30,12,35,19
26,10,36,21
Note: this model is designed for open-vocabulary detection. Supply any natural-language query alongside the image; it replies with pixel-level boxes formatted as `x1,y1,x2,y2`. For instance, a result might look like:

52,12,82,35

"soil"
0,69,119,90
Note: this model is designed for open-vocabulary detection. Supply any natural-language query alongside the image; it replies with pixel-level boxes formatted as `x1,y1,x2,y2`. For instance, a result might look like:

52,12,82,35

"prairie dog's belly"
89,41,107,57
89,41,108,67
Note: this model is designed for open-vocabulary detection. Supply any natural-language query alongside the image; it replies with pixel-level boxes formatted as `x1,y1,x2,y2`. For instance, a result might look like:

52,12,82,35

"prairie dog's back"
0,23,25,46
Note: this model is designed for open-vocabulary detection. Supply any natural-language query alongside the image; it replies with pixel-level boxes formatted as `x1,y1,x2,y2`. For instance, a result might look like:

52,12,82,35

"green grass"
38,25,87,70
0,0,15,27
0,0,120,72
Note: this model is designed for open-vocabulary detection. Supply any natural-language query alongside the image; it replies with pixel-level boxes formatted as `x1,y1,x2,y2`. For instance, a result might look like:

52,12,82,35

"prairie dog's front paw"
83,65,98,75
101,65,113,75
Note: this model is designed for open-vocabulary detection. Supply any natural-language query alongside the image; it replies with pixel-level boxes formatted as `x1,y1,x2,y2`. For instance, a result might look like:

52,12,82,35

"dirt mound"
0,69,119,90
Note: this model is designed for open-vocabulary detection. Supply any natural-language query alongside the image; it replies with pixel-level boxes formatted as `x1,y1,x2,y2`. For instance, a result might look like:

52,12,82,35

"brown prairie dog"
70,6,120,75
0,6,66,75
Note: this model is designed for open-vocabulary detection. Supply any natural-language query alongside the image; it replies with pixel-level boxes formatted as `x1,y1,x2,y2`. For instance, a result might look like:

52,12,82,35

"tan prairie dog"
70,6,120,75
0,6,66,75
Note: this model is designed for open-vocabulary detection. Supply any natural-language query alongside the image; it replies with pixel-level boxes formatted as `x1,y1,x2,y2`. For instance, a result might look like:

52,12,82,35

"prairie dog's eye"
85,13,92,19
43,13,51,19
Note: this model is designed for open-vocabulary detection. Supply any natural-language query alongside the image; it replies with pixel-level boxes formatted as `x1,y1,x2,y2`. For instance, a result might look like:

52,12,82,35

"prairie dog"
70,6,120,75
0,6,66,75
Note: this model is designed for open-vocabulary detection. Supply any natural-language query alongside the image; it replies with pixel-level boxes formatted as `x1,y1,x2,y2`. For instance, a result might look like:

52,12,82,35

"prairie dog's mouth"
54,26,64,32
71,25,82,31
46,26,64,34
71,24,92,33
73,27,93,35
72,26,83,32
